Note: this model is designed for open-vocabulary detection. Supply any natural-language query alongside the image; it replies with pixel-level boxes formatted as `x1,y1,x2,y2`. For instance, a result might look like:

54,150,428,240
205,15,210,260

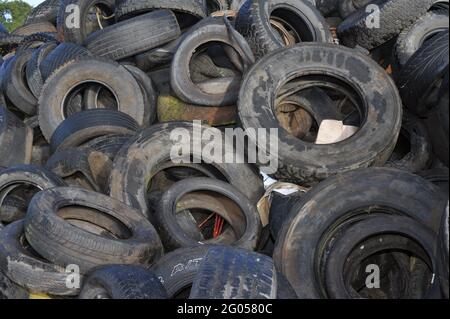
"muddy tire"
235,0,333,59
190,246,297,299
338,0,435,50
24,187,163,273
0,221,80,296
151,245,211,298
238,43,403,184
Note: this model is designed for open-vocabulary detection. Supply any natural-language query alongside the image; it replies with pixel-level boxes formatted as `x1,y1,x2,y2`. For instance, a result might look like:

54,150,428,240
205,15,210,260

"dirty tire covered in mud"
238,43,403,184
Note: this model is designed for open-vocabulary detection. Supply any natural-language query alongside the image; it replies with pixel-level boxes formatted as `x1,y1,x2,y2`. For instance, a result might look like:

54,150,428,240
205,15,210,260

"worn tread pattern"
338,0,435,50
189,246,279,299
84,9,181,61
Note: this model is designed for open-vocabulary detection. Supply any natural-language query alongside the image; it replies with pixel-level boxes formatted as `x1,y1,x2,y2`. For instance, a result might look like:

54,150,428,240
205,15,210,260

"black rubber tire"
39,42,92,81
395,11,449,67
151,245,212,298
425,85,449,166
155,177,262,251
189,246,297,299
84,10,181,61
114,0,207,21
338,0,435,50
108,122,265,218
26,42,58,99
79,265,168,299
3,50,38,116
38,57,146,142
0,270,28,299
397,30,449,117
0,164,66,224
235,0,333,60
50,109,139,153
272,167,448,299
0,195,27,225
45,147,112,193
0,220,80,296
324,216,437,299
24,187,163,274
123,65,157,125
171,18,252,106
239,43,403,185
0,107,33,168
0,22,8,35
57,0,116,44
386,111,432,173
25,0,61,25
269,191,304,241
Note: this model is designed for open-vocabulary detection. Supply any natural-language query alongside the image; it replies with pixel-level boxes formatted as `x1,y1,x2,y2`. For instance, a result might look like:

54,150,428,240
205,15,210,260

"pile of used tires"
0,0,448,299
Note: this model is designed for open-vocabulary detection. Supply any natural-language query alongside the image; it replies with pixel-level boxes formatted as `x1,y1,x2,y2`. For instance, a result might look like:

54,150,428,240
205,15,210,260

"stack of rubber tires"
0,0,448,299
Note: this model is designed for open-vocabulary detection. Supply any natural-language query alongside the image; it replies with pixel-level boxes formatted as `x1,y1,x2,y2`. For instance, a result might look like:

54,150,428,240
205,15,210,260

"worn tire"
171,18,252,106
3,50,38,116
11,22,57,36
155,178,262,251
190,246,297,299
108,122,265,218
45,148,113,193
239,43,403,184
0,107,33,168
38,57,145,141
0,165,66,224
50,109,139,153
386,111,432,173
235,0,332,60
79,265,167,299
324,215,437,299
273,167,447,298
0,220,80,296
397,30,449,117
114,0,207,20
395,11,449,67
151,245,211,298
24,187,164,273
39,42,92,81
84,10,181,61
338,0,435,50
